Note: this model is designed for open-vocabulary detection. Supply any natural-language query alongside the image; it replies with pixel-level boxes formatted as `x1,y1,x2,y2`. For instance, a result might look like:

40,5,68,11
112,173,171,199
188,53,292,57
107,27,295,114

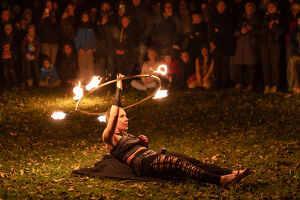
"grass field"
0,87,299,200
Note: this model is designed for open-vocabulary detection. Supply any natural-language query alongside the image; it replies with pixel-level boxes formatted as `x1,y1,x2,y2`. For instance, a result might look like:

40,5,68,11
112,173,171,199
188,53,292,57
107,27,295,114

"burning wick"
153,90,168,99
155,64,168,75
98,115,106,123
73,81,83,100
86,76,102,91
51,112,67,120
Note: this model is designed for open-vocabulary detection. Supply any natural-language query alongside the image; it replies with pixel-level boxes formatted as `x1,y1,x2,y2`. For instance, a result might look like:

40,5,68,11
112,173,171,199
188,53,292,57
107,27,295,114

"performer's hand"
117,73,124,90
138,135,149,146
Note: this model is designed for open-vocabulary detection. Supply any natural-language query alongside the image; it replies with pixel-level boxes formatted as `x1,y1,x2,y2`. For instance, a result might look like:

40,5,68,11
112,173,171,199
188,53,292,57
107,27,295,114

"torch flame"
86,76,102,91
98,115,106,123
73,81,83,101
153,89,168,99
51,112,67,120
155,64,168,75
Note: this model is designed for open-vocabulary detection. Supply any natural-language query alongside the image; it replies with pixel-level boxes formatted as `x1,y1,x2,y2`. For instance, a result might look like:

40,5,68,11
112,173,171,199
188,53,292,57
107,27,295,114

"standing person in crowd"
39,0,60,65
128,0,151,69
179,51,194,88
131,48,159,91
258,0,271,17
210,0,234,89
21,24,40,87
0,23,18,86
112,15,136,76
150,1,181,54
187,45,214,89
178,0,192,50
95,1,114,76
75,11,96,82
58,43,78,86
60,3,77,46
289,13,300,94
258,1,284,94
188,12,208,61
233,2,260,93
286,2,300,93
39,57,61,88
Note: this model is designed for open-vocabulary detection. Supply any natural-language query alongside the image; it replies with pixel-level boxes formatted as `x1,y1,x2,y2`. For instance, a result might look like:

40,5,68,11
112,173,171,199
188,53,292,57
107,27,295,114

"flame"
73,81,83,100
153,90,168,99
155,64,168,75
51,112,67,120
86,76,102,91
98,115,106,123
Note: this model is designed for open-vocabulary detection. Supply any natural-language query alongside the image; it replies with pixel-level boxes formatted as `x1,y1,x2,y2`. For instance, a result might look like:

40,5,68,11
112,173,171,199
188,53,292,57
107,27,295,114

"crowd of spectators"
0,0,300,94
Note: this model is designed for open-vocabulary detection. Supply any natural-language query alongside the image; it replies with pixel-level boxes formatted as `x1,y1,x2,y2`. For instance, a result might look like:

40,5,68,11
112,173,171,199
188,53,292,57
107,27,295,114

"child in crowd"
187,46,214,89
58,43,78,85
22,24,40,87
1,23,18,86
75,12,96,82
161,50,180,89
179,51,194,88
39,57,61,87
131,48,159,91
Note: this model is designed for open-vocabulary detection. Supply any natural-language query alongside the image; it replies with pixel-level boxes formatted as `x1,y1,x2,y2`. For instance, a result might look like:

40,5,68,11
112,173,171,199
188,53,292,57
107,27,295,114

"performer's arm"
102,74,123,144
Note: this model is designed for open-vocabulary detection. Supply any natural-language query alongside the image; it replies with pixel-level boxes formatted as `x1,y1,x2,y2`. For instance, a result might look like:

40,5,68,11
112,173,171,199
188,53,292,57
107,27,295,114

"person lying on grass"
103,74,251,186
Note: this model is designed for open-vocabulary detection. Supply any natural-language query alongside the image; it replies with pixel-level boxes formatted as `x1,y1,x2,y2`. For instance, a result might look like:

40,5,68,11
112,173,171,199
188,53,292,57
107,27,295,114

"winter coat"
40,65,59,83
210,10,234,56
112,24,136,55
21,35,40,61
0,33,17,61
233,14,260,65
39,13,60,44
257,12,285,49
75,22,96,51
95,16,114,57
60,15,76,42
150,14,181,49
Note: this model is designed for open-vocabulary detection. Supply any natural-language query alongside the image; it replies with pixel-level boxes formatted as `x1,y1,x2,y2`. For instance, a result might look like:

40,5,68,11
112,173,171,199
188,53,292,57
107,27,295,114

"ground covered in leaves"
0,87,299,199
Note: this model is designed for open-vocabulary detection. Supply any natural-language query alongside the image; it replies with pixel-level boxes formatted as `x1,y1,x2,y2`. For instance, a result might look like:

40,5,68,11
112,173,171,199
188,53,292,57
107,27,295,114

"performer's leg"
150,154,222,184
166,151,233,175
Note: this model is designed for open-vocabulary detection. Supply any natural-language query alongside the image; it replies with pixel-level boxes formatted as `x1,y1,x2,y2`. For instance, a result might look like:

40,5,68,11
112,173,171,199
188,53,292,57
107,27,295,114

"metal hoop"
75,74,162,115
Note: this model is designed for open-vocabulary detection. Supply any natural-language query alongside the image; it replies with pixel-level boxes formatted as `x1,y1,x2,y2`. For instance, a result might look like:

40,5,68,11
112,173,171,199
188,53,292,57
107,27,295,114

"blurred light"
155,64,168,75
73,81,83,100
153,90,168,99
98,115,106,123
86,76,102,91
51,112,67,120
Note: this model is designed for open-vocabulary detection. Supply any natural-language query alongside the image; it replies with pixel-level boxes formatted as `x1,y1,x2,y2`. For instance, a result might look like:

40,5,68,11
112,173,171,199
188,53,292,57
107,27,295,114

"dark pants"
141,151,232,185
235,64,256,85
214,55,230,89
2,59,18,86
260,45,280,86
23,59,40,84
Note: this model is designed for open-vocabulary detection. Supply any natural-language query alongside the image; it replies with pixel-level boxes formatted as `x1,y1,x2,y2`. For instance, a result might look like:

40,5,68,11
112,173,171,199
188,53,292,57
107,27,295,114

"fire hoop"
75,74,162,116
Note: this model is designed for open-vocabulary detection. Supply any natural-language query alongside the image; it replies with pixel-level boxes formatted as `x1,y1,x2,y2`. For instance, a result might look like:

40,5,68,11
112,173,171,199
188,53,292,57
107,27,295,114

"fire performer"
102,74,251,185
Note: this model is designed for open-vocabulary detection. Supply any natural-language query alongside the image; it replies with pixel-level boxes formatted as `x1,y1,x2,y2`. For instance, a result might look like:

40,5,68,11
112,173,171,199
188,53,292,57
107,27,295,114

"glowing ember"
98,115,106,123
155,64,168,75
73,81,83,100
86,76,102,91
153,90,168,99
51,112,67,120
